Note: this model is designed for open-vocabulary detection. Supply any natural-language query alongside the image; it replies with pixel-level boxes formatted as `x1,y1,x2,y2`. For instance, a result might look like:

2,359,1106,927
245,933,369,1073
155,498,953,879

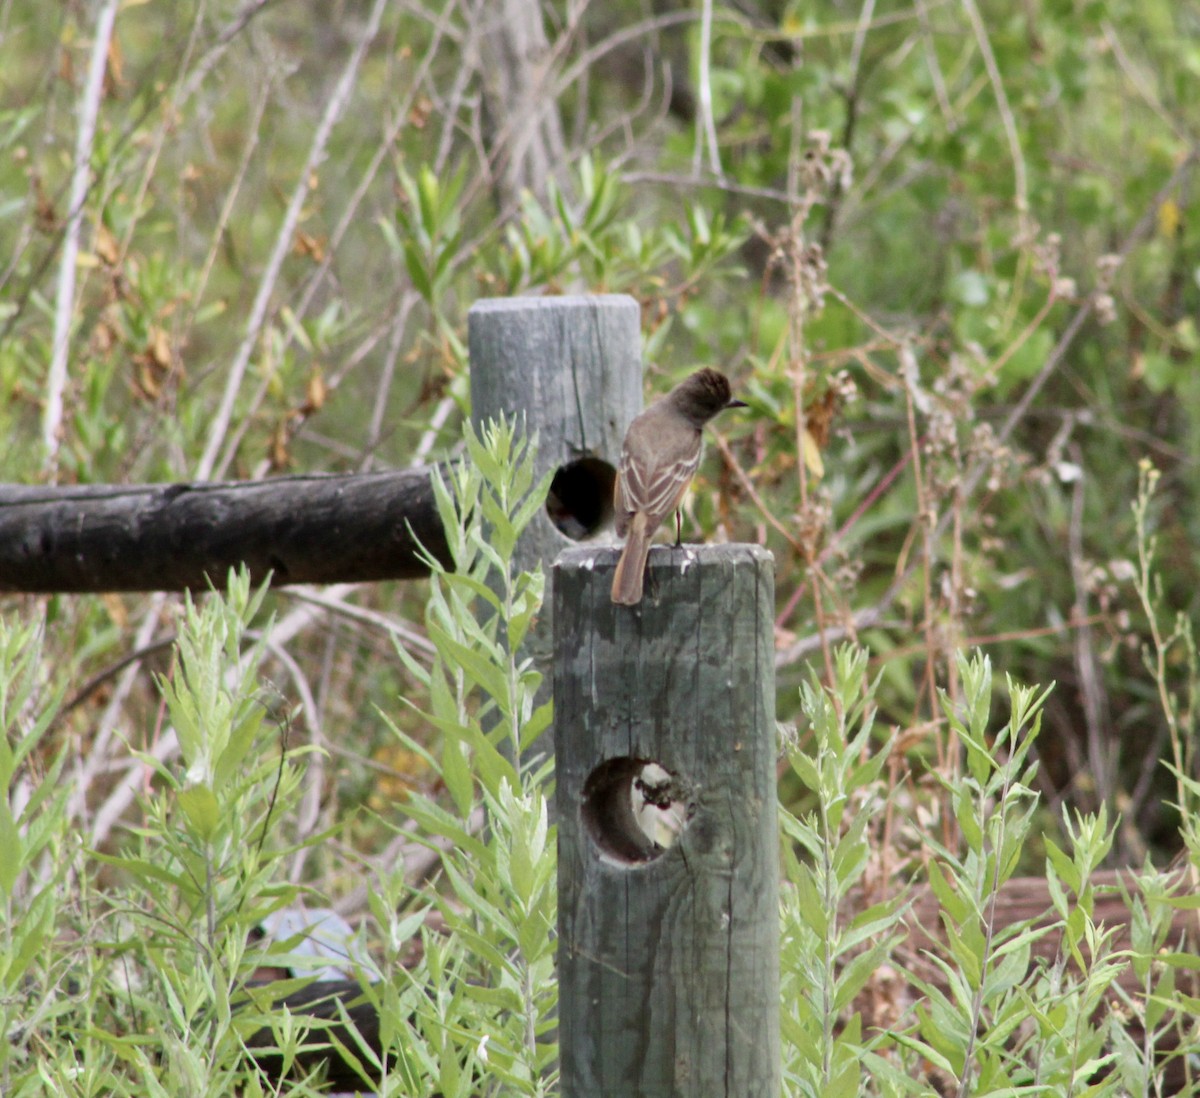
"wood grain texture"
469,293,642,572
553,542,780,1097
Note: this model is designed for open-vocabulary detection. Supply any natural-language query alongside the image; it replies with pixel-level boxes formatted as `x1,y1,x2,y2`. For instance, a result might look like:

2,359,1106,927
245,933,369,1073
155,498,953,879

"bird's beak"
727,398,749,409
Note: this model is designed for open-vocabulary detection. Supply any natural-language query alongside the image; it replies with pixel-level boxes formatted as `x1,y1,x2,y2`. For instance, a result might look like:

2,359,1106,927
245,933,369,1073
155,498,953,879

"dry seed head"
1095,252,1122,286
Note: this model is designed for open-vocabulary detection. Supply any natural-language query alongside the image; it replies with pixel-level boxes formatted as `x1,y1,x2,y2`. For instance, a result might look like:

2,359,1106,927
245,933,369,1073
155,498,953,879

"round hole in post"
581,756,691,866
547,457,616,541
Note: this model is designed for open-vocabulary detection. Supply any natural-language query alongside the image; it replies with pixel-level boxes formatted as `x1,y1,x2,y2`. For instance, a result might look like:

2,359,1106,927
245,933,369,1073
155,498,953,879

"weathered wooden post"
468,294,642,571
553,543,780,1097
468,293,642,690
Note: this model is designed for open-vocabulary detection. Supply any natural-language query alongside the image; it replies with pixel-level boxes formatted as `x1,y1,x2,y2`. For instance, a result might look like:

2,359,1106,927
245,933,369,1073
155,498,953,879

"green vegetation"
3,0,1200,1092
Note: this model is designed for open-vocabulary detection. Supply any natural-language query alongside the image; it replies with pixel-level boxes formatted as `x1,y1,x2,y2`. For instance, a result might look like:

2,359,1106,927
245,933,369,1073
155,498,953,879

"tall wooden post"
468,294,642,574
468,292,642,728
553,543,780,1097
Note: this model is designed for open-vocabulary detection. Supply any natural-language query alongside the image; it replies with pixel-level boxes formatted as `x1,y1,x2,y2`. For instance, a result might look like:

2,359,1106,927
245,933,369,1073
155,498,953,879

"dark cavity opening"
581,756,691,866
547,456,616,541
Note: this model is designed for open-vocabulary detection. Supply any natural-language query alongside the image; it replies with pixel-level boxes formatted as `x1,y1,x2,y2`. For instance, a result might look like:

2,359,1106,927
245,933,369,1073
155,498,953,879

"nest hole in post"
580,756,693,866
546,456,616,541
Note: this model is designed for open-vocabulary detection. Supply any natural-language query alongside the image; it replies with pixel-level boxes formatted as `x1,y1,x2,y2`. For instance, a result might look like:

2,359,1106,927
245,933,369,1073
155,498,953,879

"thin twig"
44,0,120,475
282,587,436,660
711,432,801,553
189,77,273,328
914,0,954,127
693,0,723,178
1067,441,1113,818
67,592,170,833
959,0,1032,331
1102,20,1195,145
363,294,419,466
57,635,178,724
177,0,279,106
846,0,877,93
283,0,462,350
196,0,391,481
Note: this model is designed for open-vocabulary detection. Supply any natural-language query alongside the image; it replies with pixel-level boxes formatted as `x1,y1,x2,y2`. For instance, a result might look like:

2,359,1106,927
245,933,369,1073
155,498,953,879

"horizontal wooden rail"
0,468,452,593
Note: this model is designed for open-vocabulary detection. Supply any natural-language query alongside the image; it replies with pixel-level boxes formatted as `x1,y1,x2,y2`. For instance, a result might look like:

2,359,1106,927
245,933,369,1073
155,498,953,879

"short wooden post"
553,543,780,1097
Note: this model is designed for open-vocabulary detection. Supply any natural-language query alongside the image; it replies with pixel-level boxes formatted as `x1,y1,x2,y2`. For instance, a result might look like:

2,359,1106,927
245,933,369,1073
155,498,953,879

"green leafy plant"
1,573,330,1096
365,415,558,1096
779,645,903,1098
0,620,69,1095
89,572,322,1096
777,646,1200,1096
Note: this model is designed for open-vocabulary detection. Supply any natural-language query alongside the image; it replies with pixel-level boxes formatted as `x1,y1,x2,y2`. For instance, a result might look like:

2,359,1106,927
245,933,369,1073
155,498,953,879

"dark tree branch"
0,468,452,594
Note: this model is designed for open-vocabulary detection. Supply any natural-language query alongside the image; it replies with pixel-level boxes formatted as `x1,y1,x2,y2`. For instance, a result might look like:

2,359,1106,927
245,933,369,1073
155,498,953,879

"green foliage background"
3,0,1200,1091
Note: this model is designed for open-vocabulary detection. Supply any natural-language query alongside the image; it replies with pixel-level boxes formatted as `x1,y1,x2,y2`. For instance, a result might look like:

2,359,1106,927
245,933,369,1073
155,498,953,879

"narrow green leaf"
404,240,432,301
178,783,221,841
441,737,474,818
0,801,21,893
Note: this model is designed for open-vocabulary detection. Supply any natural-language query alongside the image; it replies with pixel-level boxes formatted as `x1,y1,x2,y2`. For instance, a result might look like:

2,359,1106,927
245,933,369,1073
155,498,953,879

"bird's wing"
616,439,702,525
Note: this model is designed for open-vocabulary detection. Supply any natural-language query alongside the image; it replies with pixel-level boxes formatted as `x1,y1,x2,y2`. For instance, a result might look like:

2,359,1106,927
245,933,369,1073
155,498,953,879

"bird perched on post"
611,367,747,605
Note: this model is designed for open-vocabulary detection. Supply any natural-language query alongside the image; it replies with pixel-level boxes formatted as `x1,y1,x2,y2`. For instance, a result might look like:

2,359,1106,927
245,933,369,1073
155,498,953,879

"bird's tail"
611,514,651,605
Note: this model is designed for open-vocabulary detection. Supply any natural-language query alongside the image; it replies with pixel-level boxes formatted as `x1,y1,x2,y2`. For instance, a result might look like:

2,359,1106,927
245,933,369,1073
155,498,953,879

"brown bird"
611,368,747,605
